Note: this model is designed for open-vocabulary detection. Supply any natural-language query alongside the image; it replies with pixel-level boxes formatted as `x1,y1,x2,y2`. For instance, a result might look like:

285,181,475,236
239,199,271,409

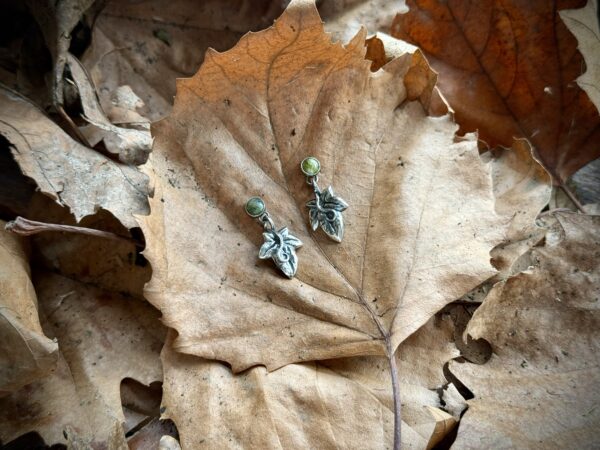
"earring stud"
301,156,348,242
245,197,302,278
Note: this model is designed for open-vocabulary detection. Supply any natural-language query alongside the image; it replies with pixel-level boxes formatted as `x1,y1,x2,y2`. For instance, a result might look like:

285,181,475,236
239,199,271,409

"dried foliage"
0,0,598,448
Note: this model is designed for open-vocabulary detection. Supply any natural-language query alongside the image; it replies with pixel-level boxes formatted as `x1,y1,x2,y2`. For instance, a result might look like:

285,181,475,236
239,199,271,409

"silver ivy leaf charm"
306,185,348,242
259,227,303,278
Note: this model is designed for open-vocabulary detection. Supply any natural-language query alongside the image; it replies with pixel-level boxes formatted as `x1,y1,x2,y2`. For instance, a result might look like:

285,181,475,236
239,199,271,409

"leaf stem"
386,336,401,450
5,216,140,246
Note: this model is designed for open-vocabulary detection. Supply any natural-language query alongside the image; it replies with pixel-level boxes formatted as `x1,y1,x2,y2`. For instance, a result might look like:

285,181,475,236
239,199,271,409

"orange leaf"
392,0,600,182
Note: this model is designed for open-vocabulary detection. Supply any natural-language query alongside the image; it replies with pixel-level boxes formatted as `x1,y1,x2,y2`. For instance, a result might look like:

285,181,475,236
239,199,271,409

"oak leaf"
139,0,506,372
449,213,600,449
392,0,600,182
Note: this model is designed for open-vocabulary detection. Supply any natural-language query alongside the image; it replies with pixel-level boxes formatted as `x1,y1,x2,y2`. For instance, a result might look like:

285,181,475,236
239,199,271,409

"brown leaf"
487,140,552,279
82,0,285,120
449,213,600,448
0,223,58,394
560,0,600,114
66,53,152,165
321,0,405,43
25,0,100,105
138,0,506,372
0,272,165,448
160,313,461,449
392,0,600,182
0,86,150,229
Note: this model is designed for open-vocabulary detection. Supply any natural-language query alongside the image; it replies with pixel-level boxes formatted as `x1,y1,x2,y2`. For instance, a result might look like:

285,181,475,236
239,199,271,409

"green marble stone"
301,156,321,176
245,197,265,217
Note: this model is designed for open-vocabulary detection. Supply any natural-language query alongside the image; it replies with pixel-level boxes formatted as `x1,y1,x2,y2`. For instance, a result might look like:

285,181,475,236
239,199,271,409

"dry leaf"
0,86,150,229
82,0,285,120
0,222,58,394
0,272,165,448
26,189,150,298
392,0,600,182
321,0,407,43
561,0,600,113
66,53,152,165
449,213,600,449
25,0,99,105
160,312,461,449
138,0,506,374
486,140,552,279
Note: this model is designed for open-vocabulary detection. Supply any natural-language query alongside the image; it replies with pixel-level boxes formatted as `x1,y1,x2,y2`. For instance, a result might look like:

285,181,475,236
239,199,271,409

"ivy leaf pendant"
306,185,348,242
259,227,303,278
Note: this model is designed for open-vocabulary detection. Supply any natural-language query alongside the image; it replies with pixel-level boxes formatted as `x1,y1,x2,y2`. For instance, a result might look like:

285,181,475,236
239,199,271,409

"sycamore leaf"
0,222,58,394
139,0,506,372
560,0,600,114
0,86,150,229
392,0,600,182
160,313,462,449
0,272,165,448
449,213,600,449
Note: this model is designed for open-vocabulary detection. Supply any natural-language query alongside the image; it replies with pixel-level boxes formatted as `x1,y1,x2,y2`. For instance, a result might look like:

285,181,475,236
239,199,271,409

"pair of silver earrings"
245,156,348,278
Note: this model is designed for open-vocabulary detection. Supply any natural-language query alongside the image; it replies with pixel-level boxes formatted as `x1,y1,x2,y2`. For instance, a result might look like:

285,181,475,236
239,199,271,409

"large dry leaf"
0,222,58,394
392,0,600,182
139,0,506,371
0,272,165,448
82,0,285,120
161,312,461,449
449,213,600,449
561,0,600,114
0,86,150,229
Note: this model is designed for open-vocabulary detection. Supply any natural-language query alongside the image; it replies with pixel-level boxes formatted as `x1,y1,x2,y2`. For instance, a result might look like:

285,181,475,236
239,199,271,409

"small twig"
5,216,140,246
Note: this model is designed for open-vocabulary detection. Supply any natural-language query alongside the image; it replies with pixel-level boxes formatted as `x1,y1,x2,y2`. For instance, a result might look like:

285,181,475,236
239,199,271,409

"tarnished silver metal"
245,199,302,278
304,165,348,243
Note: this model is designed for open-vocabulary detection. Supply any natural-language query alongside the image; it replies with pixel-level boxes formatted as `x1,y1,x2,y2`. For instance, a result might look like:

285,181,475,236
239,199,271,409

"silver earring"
301,156,348,243
245,197,302,278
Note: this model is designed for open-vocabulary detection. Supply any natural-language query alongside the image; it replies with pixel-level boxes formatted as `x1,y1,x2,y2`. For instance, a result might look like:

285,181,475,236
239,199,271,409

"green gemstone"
245,197,265,217
301,157,321,176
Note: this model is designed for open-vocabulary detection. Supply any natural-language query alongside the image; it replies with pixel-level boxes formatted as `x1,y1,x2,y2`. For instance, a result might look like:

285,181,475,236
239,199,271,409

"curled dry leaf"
160,312,461,449
0,222,58,394
82,0,285,120
25,198,150,298
0,272,165,448
392,0,600,182
560,0,600,114
139,0,506,374
449,213,600,449
66,53,152,165
0,86,150,229
25,0,99,105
